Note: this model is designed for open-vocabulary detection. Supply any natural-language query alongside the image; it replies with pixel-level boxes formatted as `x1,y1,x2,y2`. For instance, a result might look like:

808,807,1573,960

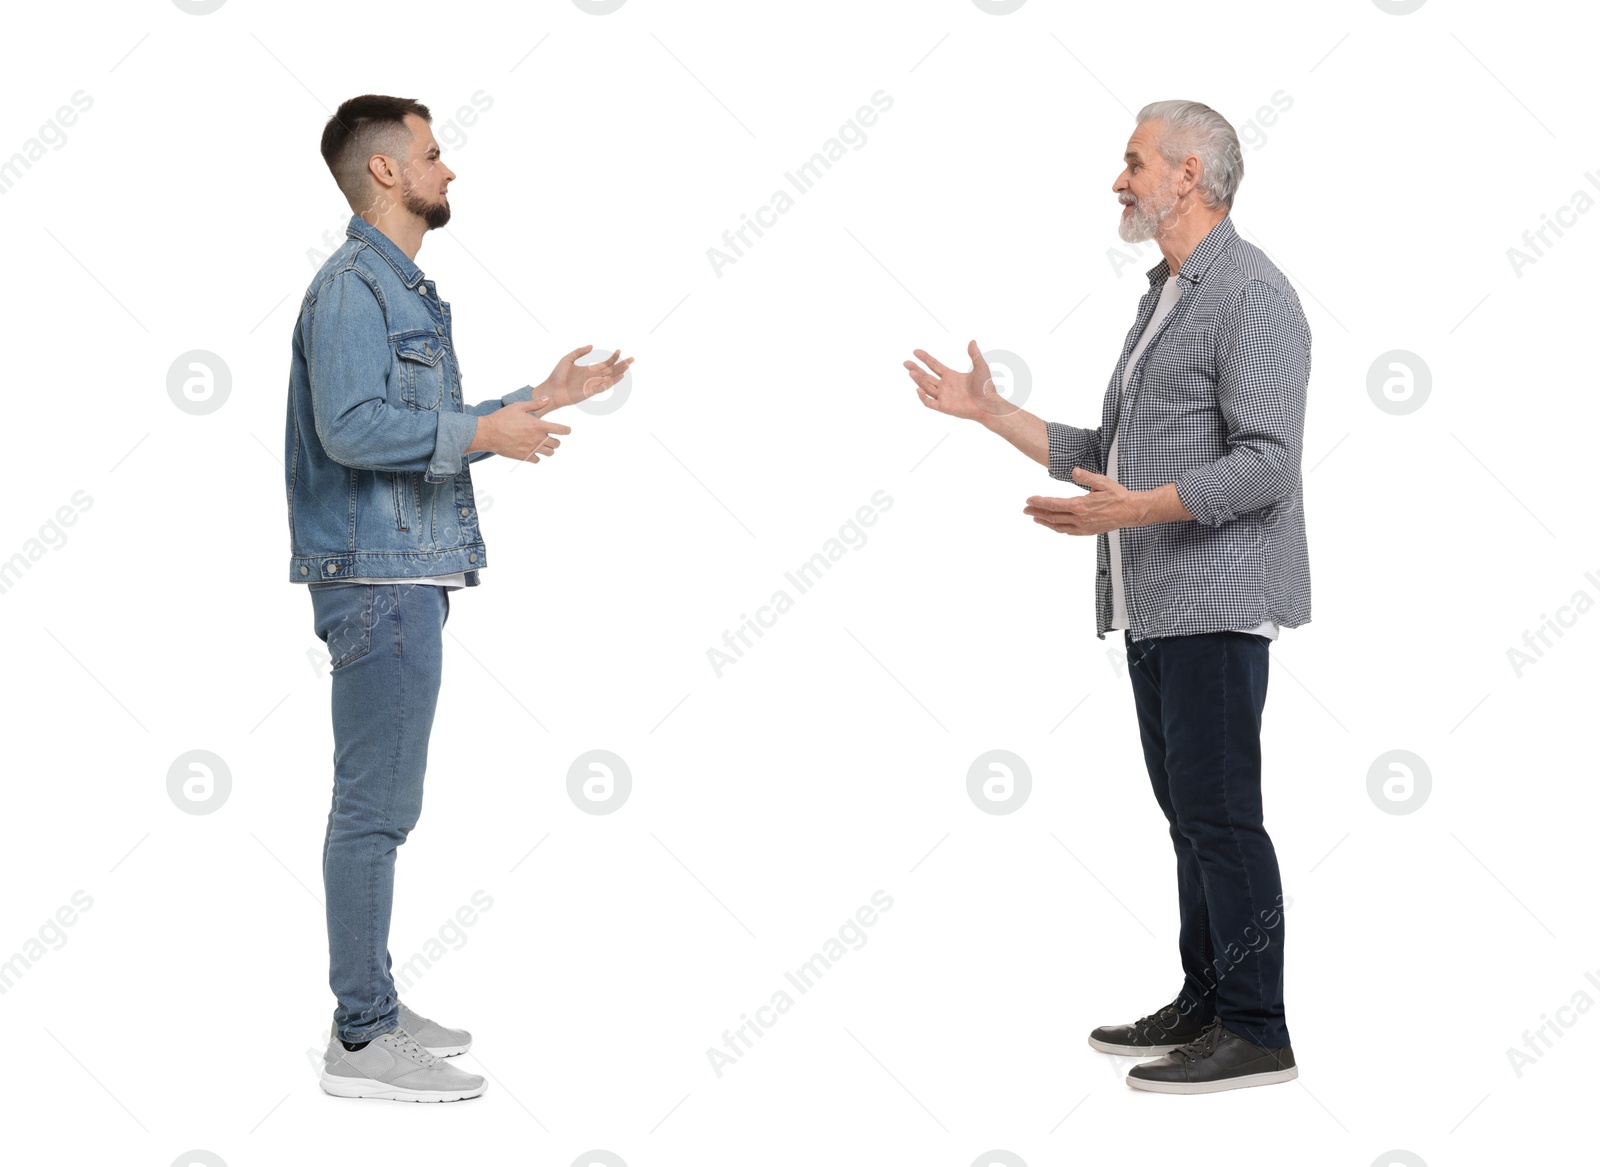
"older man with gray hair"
905,98,1310,1094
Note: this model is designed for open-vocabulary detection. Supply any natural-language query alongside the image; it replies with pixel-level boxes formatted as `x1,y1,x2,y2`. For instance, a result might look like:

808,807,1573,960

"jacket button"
468,551,478,563
327,563,340,573
300,565,309,575
459,507,470,518
417,285,427,296
436,326,443,335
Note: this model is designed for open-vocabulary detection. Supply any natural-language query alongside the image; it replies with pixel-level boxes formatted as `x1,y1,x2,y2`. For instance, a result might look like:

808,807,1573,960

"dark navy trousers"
1124,628,1290,1050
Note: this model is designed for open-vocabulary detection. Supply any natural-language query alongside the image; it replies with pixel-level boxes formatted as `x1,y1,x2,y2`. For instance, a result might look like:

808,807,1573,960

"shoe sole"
1125,1065,1299,1094
319,1072,486,1102
1087,1036,1187,1056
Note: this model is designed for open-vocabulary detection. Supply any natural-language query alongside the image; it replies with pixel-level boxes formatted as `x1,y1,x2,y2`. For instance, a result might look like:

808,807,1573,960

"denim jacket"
284,214,535,587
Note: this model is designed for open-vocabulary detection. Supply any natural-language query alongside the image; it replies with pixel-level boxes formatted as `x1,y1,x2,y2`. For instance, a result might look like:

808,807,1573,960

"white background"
2,1,1594,1164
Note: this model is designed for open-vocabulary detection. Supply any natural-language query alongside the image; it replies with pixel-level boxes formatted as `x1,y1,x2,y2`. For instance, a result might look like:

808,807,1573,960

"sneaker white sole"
1087,1036,1187,1056
1125,1065,1299,1094
319,1072,486,1102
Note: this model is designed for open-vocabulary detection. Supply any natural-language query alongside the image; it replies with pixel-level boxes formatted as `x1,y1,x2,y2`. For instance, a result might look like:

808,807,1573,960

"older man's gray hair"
1136,99,1245,211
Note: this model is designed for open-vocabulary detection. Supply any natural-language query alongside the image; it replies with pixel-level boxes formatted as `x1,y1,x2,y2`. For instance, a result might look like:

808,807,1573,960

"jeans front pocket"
310,583,374,671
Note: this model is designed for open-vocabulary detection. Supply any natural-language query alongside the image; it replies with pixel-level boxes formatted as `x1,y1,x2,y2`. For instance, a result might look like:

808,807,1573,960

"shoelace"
381,1026,438,1068
1131,1007,1180,1039
1171,1018,1230,1061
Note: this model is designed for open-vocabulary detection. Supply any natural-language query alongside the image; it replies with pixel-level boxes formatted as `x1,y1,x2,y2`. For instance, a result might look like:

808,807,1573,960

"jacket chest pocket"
393,331,446,410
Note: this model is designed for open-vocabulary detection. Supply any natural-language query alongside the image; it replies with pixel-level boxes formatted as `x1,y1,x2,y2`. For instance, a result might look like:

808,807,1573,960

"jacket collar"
1144,214,1238,289
345,214,426,289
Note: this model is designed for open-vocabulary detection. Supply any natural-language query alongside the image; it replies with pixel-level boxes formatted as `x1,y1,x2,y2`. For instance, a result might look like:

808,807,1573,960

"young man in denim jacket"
285,93,632,1102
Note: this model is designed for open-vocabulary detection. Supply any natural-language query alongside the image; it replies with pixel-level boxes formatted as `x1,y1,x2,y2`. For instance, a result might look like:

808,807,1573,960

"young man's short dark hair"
319,94,432,210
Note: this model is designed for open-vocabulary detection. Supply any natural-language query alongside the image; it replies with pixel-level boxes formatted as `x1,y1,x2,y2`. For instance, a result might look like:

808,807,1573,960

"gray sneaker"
320,1024,486,1102
398,1000,471,1057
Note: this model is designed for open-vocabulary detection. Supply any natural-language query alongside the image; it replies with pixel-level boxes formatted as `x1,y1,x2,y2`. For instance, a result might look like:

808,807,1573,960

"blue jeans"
1124,628,1289,1050
309,581,450,1043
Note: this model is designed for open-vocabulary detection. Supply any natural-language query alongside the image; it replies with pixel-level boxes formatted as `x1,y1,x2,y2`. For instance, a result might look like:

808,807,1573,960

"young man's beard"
403,179,451,229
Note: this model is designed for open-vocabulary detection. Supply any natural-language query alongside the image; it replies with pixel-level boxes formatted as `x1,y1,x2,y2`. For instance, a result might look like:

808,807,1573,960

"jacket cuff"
426,411,479,483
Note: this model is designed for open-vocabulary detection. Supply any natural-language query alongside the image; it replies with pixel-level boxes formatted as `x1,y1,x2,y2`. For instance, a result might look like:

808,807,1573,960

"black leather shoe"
1087,1003,1214,1055
1125,1018,1297,1094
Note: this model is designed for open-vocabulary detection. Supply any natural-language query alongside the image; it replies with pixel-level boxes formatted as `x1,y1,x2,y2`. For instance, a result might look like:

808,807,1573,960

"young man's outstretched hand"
535,345,633,412
468,344,635,464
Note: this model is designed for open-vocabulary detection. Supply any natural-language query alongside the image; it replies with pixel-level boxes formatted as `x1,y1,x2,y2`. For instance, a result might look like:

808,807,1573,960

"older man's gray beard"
403,177,451,229
1118,179,1180,243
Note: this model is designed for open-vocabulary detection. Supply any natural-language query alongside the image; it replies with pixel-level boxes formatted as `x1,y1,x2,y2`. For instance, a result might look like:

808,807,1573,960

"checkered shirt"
1045,215,1312,641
